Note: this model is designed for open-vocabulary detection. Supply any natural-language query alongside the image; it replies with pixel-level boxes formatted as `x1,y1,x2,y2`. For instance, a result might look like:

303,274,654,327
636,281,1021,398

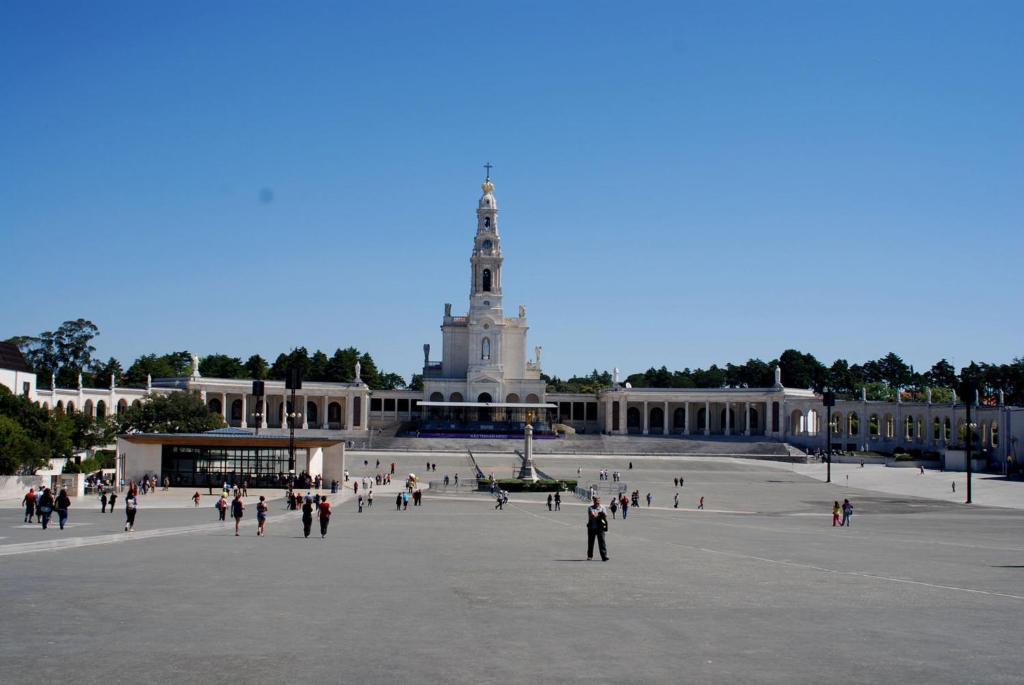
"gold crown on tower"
481,179,495,193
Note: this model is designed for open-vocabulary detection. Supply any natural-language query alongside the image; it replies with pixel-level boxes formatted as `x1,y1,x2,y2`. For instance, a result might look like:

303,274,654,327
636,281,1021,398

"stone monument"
518,423,538,482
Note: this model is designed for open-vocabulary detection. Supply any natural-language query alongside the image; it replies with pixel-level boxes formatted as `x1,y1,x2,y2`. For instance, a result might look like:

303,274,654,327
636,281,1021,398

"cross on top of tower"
484,162,493,181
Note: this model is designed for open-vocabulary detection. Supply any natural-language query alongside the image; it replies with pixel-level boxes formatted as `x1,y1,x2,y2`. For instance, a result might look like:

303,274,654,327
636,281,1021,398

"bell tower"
470,164,503,315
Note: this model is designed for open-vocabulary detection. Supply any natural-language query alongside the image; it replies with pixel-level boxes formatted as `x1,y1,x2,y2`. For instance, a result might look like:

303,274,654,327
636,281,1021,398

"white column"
361,392,369,429
258,397,267,428
725,401,731,436
765,401,771,436
744,402,751,436
604,400,613,434
223,392,230,423
704,400,710,436
301,394,308,429
241,394,248,428
642,401,649,435
619,399,627,435
346,393,355,431
684,402,690,435
322,396,329,429
663,401,670,435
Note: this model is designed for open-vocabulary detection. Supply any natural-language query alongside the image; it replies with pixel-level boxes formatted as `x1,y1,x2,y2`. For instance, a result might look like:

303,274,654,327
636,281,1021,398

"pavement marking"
506,500,1024,602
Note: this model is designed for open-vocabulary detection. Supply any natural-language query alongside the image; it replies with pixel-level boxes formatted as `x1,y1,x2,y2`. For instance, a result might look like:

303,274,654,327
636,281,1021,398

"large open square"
2,453,1021,684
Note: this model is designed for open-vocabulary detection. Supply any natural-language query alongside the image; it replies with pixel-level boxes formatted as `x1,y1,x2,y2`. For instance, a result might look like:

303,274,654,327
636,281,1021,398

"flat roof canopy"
419,401,557,409
118,433,344,448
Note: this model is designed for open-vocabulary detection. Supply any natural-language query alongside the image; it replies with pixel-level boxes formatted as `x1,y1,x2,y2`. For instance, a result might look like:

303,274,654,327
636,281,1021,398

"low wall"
0,475,47,499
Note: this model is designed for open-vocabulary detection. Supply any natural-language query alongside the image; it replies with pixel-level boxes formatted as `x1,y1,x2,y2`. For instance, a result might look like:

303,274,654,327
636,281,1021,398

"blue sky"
2,1,1021,381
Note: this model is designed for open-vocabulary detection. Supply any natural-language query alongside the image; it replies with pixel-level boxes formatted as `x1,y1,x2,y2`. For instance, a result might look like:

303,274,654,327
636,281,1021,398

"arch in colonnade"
328,401,343,426
673,407,686,431
84,399,94,417
66,401,75,414
848,412,859,436
208,398,222,415
868,413,879,437
649,407,664,433
117,399,128,415
505,393,520,403
830,411,843,436
626,407,641,433
749,407,759,432
525,394,539,403
305,401,318,426
790,409,804,435
232,399,243,423
883,414,894,439
96,400,106,419
904,416,914,441
933,417,942,440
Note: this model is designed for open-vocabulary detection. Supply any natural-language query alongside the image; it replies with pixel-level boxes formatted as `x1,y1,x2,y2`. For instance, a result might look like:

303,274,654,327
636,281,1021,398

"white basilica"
417,173,551,433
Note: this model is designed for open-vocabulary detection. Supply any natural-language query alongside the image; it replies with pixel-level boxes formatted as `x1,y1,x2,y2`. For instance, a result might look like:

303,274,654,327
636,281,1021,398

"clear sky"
2,1,1022,381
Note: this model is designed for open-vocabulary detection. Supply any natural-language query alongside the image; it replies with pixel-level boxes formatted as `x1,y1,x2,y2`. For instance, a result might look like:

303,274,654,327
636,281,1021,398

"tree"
375,372,407,390
118,391,225,434
308,350,330,381
408,374,424,391
325,348,359,382
200,354,246,379
8,319,100,386
875,352,913,389
0,386,72,473
244,354,269,380
91,357,124,388
778,349,826,391
123,352,192,386
0,416,48,475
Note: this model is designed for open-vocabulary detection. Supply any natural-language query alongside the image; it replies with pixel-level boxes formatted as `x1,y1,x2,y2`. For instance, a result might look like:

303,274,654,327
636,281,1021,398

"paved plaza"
1,453,1022,684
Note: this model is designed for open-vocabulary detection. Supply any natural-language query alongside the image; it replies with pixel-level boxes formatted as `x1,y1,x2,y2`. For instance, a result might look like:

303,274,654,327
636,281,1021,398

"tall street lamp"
252,380,265,437
823,389,836,484
286,367,303,475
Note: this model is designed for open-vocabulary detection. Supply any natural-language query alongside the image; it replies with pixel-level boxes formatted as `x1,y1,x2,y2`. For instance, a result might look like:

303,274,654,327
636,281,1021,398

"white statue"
77,372,83,390
534,346,542,367
191,353,201,378
354,360,361,382
423,343,430,365
774,365,782,387
613,367,620,384
519,305,526,318
146,373,152,390
50,374,55,390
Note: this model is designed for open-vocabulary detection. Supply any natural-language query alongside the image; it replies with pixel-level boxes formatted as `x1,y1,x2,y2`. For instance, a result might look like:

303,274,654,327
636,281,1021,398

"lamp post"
823,390,836,484
286,368,303,475
252,380,265,437
965,395,974,505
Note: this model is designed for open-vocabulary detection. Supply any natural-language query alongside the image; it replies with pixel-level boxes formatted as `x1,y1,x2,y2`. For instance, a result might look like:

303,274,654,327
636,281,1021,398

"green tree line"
546,350,1024,405
6,319,409,391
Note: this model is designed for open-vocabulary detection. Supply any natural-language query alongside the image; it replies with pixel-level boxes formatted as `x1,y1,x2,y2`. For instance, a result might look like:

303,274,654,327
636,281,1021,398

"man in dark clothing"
554,491,561,511
587,496,609,561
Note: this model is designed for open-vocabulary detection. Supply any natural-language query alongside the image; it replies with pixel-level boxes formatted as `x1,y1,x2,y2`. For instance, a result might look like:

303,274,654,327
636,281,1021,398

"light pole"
286,367,302,475
823,390,836,484
965,392,974,505
252,380,265,437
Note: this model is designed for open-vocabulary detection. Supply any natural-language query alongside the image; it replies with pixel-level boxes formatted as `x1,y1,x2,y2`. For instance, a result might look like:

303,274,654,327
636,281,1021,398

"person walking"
192,491,201,507
124,492,138,532
55,488,71,530
620,495,628,519
367,490,374,508
495,491,505,510
22,487,36,523
832,500,841,527
547,493,553,511
673,492,679,509
698,496,704,510
318,498,332,538
402,491,410,510
37,488,54,530
301,497,314,538
231,493,245,536
256,496,268,537
217,495,227,522
108,489,117,513
395,492,403,511
841,499,853,527
358,495,364,513
100,489,108,514
646,492,652,507
586,496,609,561
554,491,561,511
609,498,618,519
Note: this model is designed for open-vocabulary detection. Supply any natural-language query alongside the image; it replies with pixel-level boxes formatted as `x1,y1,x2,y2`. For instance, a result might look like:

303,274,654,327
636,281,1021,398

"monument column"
642,401,649,435
241,394,248,429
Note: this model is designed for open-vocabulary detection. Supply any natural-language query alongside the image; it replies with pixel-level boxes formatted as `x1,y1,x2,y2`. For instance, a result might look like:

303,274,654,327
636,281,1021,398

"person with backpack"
55,488,71,530
124,492,138,532
216,495,227,522
586,496,609,561
301,497,314,538
21,487,36,523
37,488,55,530
256,496,268,537
231,493,245,536
318,498,332,538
